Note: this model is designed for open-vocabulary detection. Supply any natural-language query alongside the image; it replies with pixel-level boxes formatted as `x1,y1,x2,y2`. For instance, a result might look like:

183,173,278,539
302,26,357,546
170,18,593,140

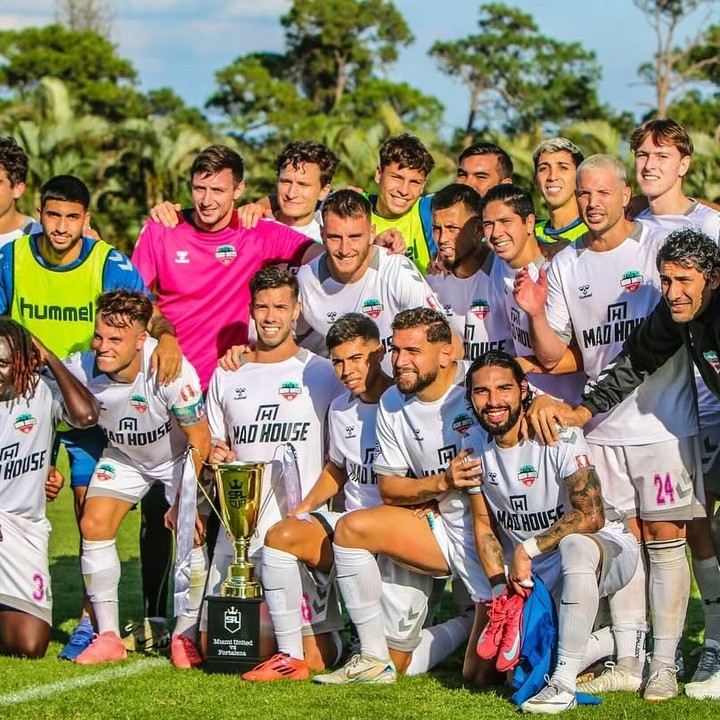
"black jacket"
581,291,720,415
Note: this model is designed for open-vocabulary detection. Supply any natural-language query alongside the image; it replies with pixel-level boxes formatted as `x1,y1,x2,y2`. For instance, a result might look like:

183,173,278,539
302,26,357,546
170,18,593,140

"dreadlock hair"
0,317,39,397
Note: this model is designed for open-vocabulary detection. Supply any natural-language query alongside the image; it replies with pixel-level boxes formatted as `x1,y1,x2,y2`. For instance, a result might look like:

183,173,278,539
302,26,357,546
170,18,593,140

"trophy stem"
221,535,263,599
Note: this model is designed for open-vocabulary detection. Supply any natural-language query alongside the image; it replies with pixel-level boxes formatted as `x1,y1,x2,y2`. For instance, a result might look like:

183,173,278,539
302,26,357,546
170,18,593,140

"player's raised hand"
443,448,484,491
45,466,65,502
150,201,182,227
237,202,272,229
513,266,548,318
209,441,235,464
218,344,251,371
374,227,407,255
151,335,183,386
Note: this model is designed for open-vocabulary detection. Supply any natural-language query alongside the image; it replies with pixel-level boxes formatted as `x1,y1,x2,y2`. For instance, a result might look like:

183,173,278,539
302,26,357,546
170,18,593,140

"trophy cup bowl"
211,461,265,599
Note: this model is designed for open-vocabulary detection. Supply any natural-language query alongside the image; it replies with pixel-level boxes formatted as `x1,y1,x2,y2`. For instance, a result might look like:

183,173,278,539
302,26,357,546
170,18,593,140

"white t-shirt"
328,392,382,511
206,349,341,554
0,377,64,521
271,212,323,243
545,222,697,444
65,337,205,480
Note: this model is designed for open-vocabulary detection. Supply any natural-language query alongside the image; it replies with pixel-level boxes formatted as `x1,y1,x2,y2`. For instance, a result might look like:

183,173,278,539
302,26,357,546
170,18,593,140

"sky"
0,0,712,132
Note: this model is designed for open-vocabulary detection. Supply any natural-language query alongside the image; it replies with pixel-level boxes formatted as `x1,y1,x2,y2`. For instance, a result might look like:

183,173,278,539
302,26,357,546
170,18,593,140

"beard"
394,367,438,394
476,401,523,437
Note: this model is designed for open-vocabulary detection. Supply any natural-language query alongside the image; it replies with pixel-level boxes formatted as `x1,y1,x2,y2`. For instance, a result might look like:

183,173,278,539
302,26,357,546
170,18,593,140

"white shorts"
700,423,720,497
86,455,180,505
432,517,491,603
0,510,52,624
589,437,704,522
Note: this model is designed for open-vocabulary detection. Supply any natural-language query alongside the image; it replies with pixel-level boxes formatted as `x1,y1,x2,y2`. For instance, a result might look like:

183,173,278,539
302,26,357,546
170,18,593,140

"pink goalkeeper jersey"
132,212,312,390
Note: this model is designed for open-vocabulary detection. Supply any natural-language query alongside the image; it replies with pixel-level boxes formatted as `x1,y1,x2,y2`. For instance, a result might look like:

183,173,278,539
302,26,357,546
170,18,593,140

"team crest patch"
130,394,149,413
452,412,474,435
620,270,643,292
575,454,592,469
518,464,538,487
180,384,197,402
279,381,302,401
95,463,116,482
14,413,36,434
362,299,383,318
470,299,490,319
704,351,720,372
215,244,237,265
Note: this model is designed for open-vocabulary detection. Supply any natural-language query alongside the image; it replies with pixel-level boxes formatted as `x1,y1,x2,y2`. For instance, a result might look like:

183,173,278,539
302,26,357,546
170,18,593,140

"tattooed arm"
509,467,605,589
469,492,507,588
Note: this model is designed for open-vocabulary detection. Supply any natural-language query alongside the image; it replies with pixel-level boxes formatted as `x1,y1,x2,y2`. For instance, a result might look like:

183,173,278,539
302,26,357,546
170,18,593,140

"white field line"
0,657,166,707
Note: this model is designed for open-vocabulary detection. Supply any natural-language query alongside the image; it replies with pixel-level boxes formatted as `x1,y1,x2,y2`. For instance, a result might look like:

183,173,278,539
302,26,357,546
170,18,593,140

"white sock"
609,542,647,675
333,544,389,660
405,610,474,676
693,555,720,645
81,539,121,635
174,545,208,639
552,534,600,692
647,538,690,668
262,546,305,660
580,626,615,672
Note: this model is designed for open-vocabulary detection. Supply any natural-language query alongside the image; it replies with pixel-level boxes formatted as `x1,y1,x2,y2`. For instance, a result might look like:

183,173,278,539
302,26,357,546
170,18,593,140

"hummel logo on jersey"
13,413,36,434
326,311,337,323
470,299,490,319
174,250,190,264
95,463,116,482
215,244,237,265
578,284,592,299
130,395,149,413
234,387,247,400
518,464,538,487
704,351,720,372
345,425,356,439
620,270,643,292
452,412,474,435
279,381,302,401
412,428,424,442
487,472,499,485
442,304,453,318
361,299,383,318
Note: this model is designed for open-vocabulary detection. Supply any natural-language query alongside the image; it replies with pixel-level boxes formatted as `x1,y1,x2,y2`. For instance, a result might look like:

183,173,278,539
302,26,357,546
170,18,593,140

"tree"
633,0,720,117
430,3,607,141
55,0,115,38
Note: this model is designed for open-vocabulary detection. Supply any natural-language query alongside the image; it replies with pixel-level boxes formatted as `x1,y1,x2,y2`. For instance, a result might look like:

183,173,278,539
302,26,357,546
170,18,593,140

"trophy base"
204,595,276,673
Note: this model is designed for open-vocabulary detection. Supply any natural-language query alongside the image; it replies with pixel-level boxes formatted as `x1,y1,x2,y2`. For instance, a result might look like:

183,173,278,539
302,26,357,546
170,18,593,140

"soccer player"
514,155,702,701
0,174,180,659
0,137,39,248
65,291,211,668
0,319,98,658
316,308,490,685
205,267,343,671
630,118,720,684
533,137,587,246
295,189,447,371
455,142,513,198
464,351,638,713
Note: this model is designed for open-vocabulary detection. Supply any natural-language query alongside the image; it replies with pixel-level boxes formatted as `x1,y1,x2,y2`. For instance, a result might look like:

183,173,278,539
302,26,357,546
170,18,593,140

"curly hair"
0,317,38,397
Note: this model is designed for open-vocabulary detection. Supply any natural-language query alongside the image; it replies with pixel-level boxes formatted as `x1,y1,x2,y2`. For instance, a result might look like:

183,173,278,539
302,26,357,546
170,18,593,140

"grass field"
1,476,718,719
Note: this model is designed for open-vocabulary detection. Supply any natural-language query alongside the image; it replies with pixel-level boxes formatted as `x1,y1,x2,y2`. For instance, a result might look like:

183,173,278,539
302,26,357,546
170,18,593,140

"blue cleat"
59,617,95,661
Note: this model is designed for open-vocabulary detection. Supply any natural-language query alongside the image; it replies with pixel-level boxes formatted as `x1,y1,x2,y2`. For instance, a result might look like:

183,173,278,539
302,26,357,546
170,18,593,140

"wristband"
522,536,541,559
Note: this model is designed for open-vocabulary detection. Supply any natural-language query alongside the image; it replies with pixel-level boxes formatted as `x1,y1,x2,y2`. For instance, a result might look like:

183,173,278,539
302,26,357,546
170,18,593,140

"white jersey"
296,246,441,372
373,362,478,550
545,223,697,444
427,251,513,360
491,255,586,404
328,392,382,511
65,337,205,480
271,212,323,243
637,202,720,427
206,349,341,554
0,377,64,521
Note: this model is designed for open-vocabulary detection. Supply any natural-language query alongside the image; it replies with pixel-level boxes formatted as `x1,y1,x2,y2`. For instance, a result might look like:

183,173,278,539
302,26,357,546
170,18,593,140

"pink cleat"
171,634,203,669
76,631,127,665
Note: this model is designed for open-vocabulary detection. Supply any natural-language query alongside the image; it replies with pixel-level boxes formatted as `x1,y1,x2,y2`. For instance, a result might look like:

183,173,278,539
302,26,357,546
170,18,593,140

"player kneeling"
0,319,98,658
465,351,639,714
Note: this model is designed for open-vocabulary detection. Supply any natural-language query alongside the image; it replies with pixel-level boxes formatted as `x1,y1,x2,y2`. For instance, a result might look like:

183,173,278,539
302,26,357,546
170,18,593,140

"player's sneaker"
58,616,94,661
689,643,720,683
520,678,577,714
122,618,170,653
312,653,396,684
576,661,642,693
75,631,127,665
685,667,720,699
476,592,508,660
643,664,678,702
496,592,524,672
241,653,310,682
171,634,203,669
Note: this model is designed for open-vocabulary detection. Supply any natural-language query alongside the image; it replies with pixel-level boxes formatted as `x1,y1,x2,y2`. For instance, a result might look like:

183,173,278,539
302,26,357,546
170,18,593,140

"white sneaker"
312,653,396,685
521,680,577,714
643,665,678,702
685,667,720,699
690,643,720,683
576,661,641,693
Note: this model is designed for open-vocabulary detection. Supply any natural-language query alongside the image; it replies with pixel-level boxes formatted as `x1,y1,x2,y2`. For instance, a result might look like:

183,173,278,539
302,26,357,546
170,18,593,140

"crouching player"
65,291,211,667
465,351,639,713
0,319,98,657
